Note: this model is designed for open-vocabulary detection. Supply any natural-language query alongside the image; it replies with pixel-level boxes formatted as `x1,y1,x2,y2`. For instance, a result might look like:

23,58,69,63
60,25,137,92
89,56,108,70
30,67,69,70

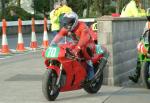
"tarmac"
0,51,149,103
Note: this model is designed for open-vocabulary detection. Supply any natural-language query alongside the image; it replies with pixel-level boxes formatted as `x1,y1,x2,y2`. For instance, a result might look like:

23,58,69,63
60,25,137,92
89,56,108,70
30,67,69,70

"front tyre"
42,69,59,101
83,73,103,94
141,62,150,89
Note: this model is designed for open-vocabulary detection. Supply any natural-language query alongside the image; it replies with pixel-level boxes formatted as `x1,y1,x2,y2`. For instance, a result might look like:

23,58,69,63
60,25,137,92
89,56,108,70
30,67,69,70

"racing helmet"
61,12,78,31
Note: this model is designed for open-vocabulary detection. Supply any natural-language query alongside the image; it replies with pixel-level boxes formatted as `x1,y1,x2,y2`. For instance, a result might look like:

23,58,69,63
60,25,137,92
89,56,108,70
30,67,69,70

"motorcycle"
136,8,150,89
41,36,109,101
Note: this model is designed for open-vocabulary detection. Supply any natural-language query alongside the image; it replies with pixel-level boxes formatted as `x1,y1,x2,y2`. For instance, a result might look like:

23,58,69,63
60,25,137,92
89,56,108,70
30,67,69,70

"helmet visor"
62,17,75,31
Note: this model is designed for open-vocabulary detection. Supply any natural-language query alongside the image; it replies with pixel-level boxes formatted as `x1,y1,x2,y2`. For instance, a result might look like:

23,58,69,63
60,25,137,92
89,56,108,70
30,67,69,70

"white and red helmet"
61,12,78,31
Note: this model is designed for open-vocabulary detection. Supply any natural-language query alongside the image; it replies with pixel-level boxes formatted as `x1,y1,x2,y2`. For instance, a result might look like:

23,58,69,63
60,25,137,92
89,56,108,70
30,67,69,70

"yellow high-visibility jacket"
120,0,146,17
49,9,60,31
50,5,72,30
59,5,72,14
139,9,146,17
54,5,72,17
53,5,72,28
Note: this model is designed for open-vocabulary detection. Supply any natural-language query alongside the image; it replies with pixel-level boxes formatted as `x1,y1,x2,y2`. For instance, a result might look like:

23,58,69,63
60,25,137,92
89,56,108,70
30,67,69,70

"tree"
1,0,10,18
67,0,108,17
1,0,5,18
86,0,91,17
32,0,50,16
83,0,104,17
67,0,87,17
93,0,103,16
16,0,21,7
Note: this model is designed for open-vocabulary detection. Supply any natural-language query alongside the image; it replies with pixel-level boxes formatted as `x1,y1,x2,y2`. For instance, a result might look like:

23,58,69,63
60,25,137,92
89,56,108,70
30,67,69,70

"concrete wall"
97,16,147,86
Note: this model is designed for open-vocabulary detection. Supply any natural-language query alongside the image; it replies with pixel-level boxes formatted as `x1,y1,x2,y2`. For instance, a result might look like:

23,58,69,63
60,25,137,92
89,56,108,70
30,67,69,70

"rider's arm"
76,28,91,48
51,27,68,43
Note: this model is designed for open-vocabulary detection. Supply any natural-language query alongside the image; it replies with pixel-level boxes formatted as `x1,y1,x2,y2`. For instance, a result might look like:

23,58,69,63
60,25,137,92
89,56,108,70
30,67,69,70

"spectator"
59,1,72,15
111,0,120,17
49,1,72,38
49,2,61,38
129,8,150,83
55,1,72,28
120,0,146,17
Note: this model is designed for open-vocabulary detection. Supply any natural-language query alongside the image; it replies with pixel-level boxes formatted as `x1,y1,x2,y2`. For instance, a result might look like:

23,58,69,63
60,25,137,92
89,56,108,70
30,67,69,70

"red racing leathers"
51,21,95,60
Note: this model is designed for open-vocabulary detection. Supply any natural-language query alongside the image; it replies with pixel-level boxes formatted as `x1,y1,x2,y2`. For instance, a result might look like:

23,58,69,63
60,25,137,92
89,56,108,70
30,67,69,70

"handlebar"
65,48,85,61
65,48,75,58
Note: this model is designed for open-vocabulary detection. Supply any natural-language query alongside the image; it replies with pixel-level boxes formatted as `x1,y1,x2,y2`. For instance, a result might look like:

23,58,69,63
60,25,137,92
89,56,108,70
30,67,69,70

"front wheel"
42,69,59,101
83,73,103,94
141,62,150,89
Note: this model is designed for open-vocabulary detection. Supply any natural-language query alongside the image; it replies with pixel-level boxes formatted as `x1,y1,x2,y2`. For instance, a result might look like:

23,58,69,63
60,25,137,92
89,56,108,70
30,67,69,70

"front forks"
56,64,63,86
49,64,63,95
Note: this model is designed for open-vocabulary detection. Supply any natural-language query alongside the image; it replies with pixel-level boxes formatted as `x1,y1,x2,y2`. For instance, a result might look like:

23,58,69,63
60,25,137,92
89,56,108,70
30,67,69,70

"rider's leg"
86,60,95,80
83,44,95,80
129,60,141,83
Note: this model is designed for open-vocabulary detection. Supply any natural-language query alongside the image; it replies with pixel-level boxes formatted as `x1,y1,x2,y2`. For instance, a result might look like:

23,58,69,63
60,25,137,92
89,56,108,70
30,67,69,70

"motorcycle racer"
129,8,150,83
51,12,95,80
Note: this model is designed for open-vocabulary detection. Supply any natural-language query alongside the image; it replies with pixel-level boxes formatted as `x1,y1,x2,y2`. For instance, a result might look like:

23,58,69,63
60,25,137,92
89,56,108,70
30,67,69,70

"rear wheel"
141,62,150,89
42,69,59,101
83,73,103,94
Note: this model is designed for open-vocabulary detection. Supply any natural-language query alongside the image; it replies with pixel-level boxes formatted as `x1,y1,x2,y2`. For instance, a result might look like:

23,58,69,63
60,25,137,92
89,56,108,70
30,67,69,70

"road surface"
0,51,149,103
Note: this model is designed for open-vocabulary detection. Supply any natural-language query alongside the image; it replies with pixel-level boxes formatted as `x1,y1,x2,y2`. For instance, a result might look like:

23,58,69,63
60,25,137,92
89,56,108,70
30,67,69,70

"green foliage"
16,0,21,7
68,0,110,17
67,0,87,17
104,5,116,15
32,0,50,16
1,0,150,19
3,6,42,21
5,0,10,4
5,6,32,20
0,12,2,20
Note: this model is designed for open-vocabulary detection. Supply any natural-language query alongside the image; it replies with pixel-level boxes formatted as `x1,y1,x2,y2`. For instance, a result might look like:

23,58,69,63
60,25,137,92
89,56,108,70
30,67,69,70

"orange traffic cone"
30,18,38,49
16,18,26,52
1,19,10,54
42,17,49,48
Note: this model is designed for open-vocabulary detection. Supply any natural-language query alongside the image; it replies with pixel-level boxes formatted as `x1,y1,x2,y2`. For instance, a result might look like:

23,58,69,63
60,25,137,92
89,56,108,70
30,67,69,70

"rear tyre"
141,62,150,89
42,69,59,101
83,73,103,94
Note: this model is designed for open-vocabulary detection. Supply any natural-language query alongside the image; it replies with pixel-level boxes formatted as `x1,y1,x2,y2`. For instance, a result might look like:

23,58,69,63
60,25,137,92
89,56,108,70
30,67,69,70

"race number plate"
45,46,60,58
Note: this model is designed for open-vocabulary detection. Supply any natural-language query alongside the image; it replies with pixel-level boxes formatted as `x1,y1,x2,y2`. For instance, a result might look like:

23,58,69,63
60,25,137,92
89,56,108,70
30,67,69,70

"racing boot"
86,60,95,80
129,74,139,83
129,64,141,83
